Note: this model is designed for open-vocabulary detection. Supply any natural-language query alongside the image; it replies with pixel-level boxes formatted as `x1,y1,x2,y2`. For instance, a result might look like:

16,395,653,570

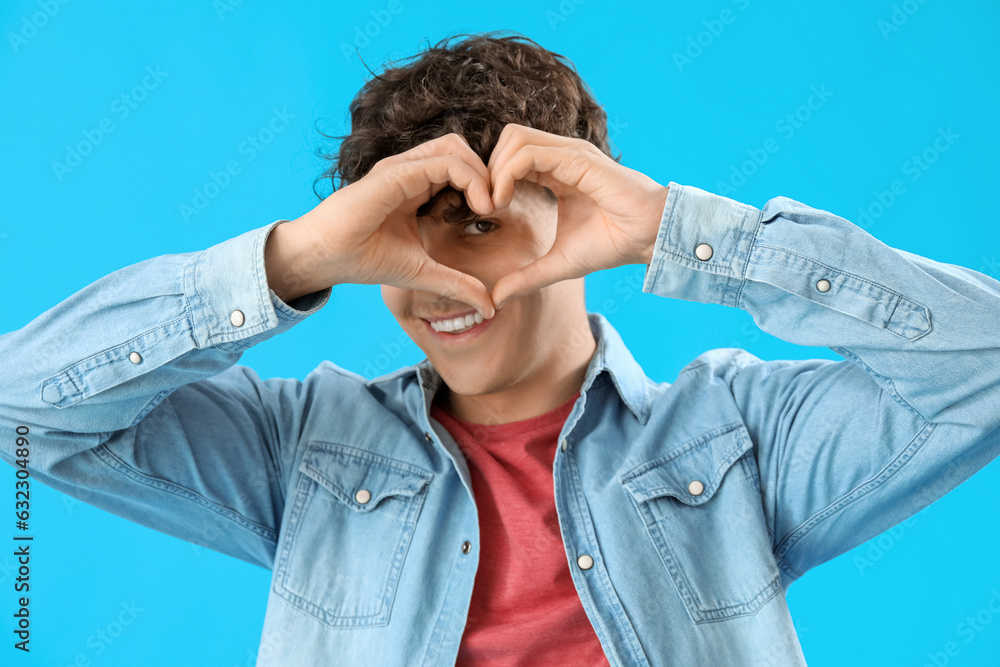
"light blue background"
2,1,998,665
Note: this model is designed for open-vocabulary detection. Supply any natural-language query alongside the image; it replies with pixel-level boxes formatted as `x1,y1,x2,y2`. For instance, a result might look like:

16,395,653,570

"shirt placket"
552,399,651,667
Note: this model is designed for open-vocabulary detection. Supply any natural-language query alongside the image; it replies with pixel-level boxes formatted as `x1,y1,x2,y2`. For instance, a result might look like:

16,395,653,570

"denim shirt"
2,182,998,666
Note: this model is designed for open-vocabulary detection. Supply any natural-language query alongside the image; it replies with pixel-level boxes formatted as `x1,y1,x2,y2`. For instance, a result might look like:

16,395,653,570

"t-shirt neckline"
431,390,580,444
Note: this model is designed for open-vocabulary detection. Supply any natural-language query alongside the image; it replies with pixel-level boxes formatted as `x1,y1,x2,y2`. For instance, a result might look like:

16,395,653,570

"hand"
267,133,498,318
487,123,670,310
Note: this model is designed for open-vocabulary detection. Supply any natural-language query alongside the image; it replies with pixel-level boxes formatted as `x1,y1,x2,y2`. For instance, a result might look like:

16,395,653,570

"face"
380,180,589,399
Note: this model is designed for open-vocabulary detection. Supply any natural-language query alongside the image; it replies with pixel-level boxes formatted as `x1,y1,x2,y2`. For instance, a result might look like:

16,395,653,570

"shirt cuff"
641,182,761,309
187,220,330,351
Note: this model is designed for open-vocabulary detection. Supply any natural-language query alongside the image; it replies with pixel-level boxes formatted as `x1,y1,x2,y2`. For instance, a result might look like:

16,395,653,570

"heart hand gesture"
486,123,669,310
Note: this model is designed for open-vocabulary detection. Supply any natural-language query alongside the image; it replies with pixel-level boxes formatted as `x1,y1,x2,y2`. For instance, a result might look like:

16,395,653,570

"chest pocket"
274,441,432,628
620,422,781,624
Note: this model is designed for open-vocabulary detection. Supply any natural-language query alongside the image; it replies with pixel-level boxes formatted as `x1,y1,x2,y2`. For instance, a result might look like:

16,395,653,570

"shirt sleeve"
0,220,331,570
641,182,1000,584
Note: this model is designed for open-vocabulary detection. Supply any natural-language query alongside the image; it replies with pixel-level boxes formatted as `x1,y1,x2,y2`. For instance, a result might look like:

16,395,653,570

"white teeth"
430,312,482,334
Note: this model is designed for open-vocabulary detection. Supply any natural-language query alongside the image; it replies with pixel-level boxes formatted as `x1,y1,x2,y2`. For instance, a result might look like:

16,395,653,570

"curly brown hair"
312,30,619,224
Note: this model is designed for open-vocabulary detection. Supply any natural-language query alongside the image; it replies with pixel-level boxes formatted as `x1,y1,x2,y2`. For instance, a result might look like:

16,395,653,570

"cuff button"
694,243,714,261
816,279,831,293
230,310,246,327
128,352,142,364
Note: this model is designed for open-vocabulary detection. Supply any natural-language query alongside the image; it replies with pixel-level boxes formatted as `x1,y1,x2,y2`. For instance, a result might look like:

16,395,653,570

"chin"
434,364,504,398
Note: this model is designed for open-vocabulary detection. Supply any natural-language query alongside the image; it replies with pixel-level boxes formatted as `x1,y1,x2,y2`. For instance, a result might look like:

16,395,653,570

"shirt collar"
365,311,651,425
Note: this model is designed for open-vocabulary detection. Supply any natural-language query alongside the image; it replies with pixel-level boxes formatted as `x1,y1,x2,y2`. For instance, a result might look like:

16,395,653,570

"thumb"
490,250,572,311
410,258,497,320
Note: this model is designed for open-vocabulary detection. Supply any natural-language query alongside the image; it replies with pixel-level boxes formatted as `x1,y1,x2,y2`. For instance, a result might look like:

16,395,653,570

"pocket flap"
620,422,752,506
299,441,432,513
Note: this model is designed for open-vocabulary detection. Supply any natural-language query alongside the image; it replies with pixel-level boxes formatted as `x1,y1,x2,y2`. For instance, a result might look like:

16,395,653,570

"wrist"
638,184,669,265
264,215,338,303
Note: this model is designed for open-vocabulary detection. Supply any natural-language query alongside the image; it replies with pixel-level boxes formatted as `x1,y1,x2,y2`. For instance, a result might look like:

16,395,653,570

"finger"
486,122,522,172
394,133,493,204
421,154,494,215
492,145,591,210
490,248,578,311
388,155,494,219
489,134,577,208
449,133,493,195
487,123,575,174
411,258,497,320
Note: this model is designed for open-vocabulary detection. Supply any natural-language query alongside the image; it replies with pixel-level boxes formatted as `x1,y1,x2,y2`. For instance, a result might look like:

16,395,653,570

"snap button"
688,480,705,496
128,352,142,364
461,540,472,555
230,310,245,327
354,489,371,504
577,554,594,570
424,432,433,442
694,243,713,261
816,279,831,293
560,439,568,452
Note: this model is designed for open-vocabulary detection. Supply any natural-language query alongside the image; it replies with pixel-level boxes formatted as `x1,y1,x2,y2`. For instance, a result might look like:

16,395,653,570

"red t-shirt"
430,390,610,666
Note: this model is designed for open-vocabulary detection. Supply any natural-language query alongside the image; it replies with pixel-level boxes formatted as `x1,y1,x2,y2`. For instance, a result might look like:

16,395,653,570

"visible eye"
462,219,497,236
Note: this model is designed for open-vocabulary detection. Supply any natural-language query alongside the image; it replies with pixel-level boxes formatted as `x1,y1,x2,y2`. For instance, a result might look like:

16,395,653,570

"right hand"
272,133,498,319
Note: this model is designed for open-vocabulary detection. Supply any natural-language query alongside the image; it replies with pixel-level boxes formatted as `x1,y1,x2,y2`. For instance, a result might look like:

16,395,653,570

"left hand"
487,123,670,310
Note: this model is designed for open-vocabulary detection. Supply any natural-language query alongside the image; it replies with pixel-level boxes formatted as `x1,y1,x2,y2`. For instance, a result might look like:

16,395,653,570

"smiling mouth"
428,311,484,333
423,310,495,343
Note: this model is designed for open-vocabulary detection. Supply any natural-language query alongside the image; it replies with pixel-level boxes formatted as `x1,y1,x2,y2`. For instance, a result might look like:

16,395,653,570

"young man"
2,31,998,666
